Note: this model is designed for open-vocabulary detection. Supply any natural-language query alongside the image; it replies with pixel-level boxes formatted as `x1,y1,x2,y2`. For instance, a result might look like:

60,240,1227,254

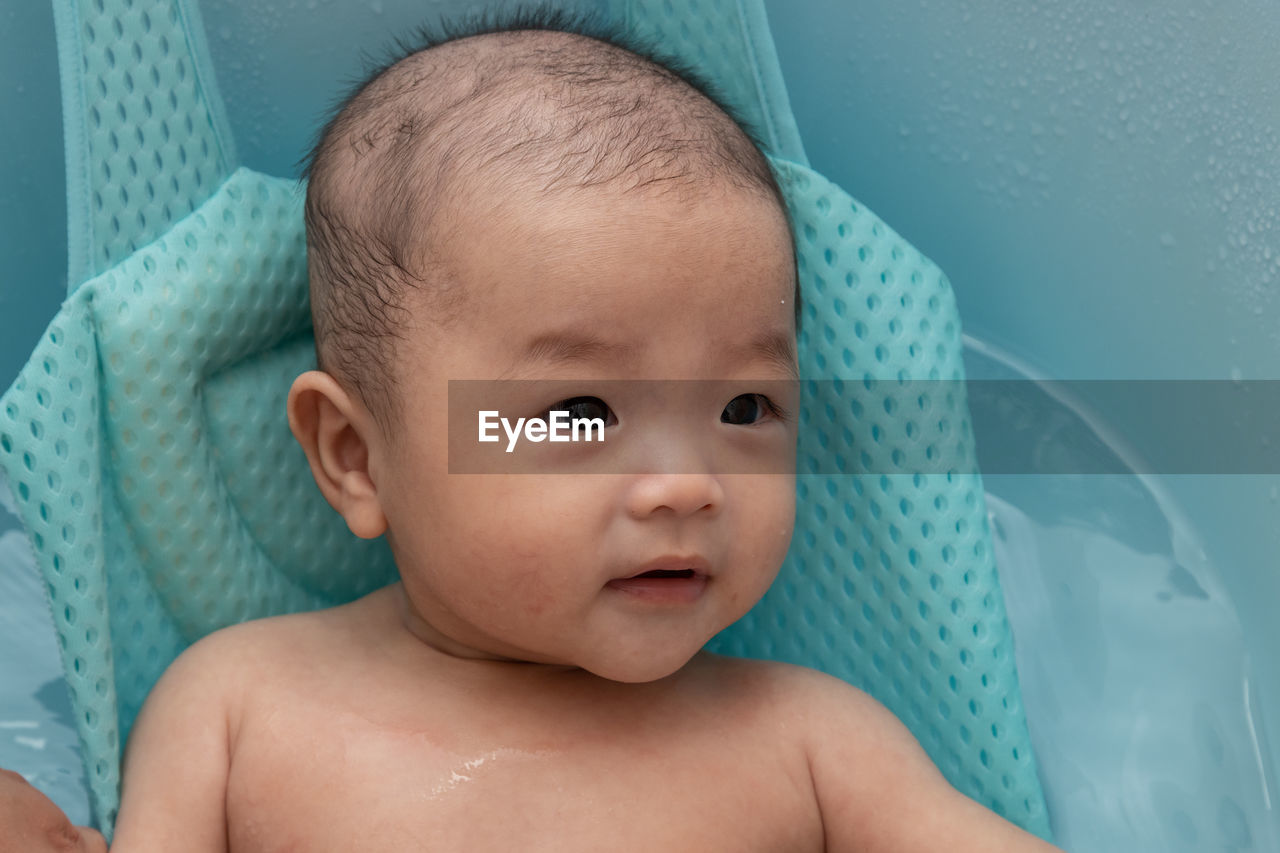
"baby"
55,14,1061,853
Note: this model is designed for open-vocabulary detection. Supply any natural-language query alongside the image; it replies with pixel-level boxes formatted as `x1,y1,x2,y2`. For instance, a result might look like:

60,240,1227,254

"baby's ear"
286,371,388,539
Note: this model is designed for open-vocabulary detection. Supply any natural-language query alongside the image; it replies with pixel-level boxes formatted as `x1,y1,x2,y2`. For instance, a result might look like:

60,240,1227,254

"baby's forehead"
437,184,791,324
338,30,770,203
302,25,797,412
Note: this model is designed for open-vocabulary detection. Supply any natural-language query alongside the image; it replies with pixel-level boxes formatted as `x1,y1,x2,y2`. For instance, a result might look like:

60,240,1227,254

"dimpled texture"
1,168,399,832
95,168,395,649
55,0,236,287
709,159,1049,836
1,0,1049,839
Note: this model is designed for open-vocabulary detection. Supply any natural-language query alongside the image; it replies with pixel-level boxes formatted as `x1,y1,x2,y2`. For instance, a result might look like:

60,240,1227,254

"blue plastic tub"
2,1,1276,849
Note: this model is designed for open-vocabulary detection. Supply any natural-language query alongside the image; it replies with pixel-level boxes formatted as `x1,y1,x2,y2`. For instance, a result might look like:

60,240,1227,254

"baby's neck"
362,582,704,699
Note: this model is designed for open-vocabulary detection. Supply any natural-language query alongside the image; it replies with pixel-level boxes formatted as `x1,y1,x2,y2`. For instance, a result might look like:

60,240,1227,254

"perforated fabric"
708,160,1048,834
52,0,235,288
1,167,399,832
0,0,1050,841
95,170,396,647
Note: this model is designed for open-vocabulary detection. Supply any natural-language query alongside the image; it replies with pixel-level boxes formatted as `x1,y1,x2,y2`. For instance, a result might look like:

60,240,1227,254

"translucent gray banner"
446,379,1280,474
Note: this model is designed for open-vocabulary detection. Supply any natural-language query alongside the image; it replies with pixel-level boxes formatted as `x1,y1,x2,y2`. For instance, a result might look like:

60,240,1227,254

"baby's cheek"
458,475,599,586
471,475,584,528
742,474,797,560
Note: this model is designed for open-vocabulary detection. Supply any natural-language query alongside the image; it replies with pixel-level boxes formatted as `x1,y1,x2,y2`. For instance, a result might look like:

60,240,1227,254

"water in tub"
0,471,92,826
0,336,1275,849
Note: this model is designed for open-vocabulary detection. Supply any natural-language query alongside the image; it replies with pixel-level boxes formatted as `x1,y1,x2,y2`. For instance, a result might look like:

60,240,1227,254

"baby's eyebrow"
521,332,636,366
509,329,798,378
734,329,799,380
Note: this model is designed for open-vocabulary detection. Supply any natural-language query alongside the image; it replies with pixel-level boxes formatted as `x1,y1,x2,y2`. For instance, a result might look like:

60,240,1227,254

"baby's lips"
605,554,712,604
614,553,712,580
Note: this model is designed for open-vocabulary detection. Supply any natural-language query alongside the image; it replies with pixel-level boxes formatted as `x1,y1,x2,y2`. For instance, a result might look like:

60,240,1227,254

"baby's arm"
108,631,240,852
796,669,1063,853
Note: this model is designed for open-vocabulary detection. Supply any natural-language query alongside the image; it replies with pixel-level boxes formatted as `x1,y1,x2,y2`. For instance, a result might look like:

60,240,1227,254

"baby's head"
288,13,801,682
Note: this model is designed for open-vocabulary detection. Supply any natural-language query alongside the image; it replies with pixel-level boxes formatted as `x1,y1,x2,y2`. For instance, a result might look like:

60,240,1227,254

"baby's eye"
721,394,785,426
543,396,616,426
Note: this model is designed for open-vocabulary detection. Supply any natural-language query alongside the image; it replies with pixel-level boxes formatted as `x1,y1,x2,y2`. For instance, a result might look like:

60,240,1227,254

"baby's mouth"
632,568,697,580
605,557,710,603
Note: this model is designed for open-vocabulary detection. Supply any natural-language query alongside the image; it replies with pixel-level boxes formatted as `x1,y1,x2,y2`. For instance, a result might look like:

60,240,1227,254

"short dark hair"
299,5,799,428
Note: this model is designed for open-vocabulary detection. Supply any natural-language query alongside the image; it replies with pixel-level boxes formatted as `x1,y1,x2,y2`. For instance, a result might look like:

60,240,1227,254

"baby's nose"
625,470,724,519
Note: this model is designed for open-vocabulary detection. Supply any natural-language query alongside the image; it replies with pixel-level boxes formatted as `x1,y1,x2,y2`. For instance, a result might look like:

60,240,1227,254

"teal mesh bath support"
0,0,1053,841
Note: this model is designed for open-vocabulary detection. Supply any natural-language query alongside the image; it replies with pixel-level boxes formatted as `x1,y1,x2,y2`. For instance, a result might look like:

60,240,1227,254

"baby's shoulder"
178,606,334,671
154,603,357,715
694,653,892,732
697,652,873,701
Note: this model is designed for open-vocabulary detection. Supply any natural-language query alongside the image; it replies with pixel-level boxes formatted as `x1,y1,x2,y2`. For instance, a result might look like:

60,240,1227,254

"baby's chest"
224,698,823,853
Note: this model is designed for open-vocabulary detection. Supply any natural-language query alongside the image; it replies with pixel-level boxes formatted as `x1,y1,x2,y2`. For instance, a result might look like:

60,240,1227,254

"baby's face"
371,180,798,682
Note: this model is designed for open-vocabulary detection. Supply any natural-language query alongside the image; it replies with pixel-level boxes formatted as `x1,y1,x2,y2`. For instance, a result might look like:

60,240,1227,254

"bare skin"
94,165,1059,852
110,584,1057,853
0,770,106,853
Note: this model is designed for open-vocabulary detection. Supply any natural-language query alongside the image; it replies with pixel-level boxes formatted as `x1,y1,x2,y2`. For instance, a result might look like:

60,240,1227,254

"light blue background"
3,1,1278,848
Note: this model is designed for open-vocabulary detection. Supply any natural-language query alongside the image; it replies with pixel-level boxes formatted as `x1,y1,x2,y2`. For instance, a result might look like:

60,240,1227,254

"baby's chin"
569,643,706,684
